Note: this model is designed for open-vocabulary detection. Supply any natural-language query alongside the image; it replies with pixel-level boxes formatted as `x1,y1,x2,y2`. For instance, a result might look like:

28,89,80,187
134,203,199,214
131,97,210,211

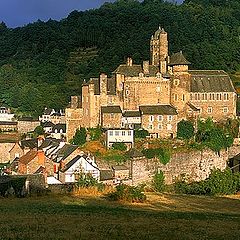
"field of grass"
0,193,239,240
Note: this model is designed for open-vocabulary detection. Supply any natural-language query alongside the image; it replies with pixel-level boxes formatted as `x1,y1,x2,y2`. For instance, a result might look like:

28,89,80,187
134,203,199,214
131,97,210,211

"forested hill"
0,0,239,117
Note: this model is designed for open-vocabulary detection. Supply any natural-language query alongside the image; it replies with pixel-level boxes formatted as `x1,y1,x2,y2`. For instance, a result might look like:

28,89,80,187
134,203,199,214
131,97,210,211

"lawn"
0,193,239,240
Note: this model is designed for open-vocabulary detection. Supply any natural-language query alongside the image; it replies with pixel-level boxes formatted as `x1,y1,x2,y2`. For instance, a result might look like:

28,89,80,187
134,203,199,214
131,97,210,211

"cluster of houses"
0,136,131,186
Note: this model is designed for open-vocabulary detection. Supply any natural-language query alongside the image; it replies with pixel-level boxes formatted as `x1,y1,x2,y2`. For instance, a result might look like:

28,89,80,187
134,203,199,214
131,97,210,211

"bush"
174,168,240,196
89,126,102,141
177,120,194,141
142,148,171,165
76,173,105,192
108,184,146,203
112,142,127,151
134,129,149,138
71,127,87,146
152,171,165,192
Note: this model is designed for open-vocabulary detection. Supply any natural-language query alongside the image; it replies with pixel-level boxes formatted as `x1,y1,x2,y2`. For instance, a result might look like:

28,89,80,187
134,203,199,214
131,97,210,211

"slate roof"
127,148,144,158
54,144,78,163
41,121,55,128
101,106,122,114
100,169,114,181
113,64,159,77
189,70,235,93
0,121,17,126
186,102,200,112
18,149,38,165
169,51,191,66
43,108,53,115
38,138,61,149
139,105,178,115
112,165,129,171
123,111,141,117
21,139,38,149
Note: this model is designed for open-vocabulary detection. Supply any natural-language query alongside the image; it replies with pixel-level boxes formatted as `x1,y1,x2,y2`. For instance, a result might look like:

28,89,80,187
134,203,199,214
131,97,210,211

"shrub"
108,184,146,203
152,171,165,192
112,142,127,151
76,173,105,192
174,168,240,196
71,127,87,146
134,129,149,138
89,126,102,141
177,120,194,141
142,148,171,165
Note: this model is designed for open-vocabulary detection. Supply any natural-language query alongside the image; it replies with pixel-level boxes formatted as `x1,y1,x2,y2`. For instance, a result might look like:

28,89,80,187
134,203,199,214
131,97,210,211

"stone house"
59,154,100,183
0,142,24,163
112,165,130,181
39,108,65,124
0,106,15,122
50,123,66,139
18,149,53,176
0,121,17,132
65,26,236,141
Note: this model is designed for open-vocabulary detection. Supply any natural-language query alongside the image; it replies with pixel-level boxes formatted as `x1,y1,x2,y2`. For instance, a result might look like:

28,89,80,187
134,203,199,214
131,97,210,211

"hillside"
0,0,239,116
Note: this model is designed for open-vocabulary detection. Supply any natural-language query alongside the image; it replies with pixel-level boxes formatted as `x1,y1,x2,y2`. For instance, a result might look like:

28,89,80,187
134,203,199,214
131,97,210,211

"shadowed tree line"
0,0,239,117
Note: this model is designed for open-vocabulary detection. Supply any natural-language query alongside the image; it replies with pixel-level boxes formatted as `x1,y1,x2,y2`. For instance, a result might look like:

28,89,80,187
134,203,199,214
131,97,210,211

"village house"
0,142,24,163
59,154,100,183
65,26,236,141
106,129,134,149
39,108,65,124
50,123,66,139
17,117,40,134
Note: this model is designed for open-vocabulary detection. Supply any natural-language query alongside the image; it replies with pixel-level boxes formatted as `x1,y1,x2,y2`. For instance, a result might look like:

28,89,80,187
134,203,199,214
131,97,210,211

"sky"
0,0,182,28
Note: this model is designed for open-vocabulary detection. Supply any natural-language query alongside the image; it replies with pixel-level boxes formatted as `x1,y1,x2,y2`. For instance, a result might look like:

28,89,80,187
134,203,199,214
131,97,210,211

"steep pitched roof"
21,139,38,149
113,64,142,77
100,170,114,181
41,121,55,128
18,149,38,165
139,105,178,115
54,144,78,163
169,51,191,66
101,106,122,114
112,165,129,171
190,70,235,93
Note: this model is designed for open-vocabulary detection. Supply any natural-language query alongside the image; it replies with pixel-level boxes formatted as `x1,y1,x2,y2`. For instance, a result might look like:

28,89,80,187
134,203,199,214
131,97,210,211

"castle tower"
150,26,168,74
169,51,191,117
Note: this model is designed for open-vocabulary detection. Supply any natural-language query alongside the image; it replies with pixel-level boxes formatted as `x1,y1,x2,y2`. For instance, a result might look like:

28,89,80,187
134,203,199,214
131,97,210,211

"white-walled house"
0,106,15,122
59,154,100,183
106,129,134,149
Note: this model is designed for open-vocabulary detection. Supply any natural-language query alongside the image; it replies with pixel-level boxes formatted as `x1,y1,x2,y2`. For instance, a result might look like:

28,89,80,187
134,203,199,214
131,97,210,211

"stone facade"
0,142,23,163
17,120,40,134
130,146,240,185
66,26,236,141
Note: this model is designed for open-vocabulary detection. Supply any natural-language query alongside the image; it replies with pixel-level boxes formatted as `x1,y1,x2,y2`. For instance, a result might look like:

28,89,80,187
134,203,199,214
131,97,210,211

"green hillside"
0,0,239,116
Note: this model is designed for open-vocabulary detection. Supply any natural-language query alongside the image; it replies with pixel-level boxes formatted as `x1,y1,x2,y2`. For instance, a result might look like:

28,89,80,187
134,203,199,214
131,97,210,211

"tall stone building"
66,26,236,141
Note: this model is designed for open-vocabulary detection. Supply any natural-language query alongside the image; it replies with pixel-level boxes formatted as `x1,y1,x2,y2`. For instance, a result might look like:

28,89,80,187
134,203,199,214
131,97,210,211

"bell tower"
150,26,169,74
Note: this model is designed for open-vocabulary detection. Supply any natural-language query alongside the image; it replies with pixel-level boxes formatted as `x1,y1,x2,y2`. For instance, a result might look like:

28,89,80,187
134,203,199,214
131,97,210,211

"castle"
66,26,237,141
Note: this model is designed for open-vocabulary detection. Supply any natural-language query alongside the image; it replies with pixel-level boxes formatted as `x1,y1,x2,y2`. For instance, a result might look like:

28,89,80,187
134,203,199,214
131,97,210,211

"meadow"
0,193,239,240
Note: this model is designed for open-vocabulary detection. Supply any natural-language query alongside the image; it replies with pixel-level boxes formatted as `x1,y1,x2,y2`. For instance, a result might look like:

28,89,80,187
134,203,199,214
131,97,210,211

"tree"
134,129,149,138
71,127,87,146
112,142,127,151
177,120,194,141
34,125,44,136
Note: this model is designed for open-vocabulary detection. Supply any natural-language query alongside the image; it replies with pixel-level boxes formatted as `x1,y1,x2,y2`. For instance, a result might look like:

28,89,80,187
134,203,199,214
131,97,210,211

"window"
190,94,193,101
149,115,154,122
158,115,163,122
219,94,222,100
109,131,113,136
156,86,161,92
224,93,229,101
216,94,219,100
167,124,172,131
174,94,178,101
174,79,179,86
168,116,173,121
207,107,213,113
158,124,162,130
223,107,228,113
115,131,119,136
122,131,125,136
126,90,129,95
128,131,132,136
182,94,185,101
148,124,153,130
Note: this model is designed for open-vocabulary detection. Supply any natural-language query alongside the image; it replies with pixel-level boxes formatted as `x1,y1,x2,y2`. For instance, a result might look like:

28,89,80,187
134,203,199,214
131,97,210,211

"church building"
66,26,236,141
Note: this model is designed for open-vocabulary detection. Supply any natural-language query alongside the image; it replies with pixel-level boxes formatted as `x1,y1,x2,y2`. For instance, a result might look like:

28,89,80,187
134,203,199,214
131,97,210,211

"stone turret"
150,26,168,74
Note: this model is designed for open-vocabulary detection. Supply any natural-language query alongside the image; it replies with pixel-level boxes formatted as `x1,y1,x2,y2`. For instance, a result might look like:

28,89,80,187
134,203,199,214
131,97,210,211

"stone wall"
131,146,240,185
17,120,40,134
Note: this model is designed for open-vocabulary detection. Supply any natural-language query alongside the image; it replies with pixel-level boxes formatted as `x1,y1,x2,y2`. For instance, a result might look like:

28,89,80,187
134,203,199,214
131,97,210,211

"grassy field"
0,193,239,240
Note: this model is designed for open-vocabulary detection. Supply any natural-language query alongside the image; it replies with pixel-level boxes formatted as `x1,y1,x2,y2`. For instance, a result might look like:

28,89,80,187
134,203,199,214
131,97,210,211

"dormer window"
139,72,144,78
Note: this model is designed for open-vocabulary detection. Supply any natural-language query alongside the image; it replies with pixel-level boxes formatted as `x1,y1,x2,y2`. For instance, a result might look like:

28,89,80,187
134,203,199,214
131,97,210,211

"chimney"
100,73,107,94
143,61,149,75
127,57,133,66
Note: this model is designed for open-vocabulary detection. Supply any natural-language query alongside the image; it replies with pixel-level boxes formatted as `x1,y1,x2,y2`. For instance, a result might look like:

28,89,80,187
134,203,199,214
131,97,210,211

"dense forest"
0,0,239,117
